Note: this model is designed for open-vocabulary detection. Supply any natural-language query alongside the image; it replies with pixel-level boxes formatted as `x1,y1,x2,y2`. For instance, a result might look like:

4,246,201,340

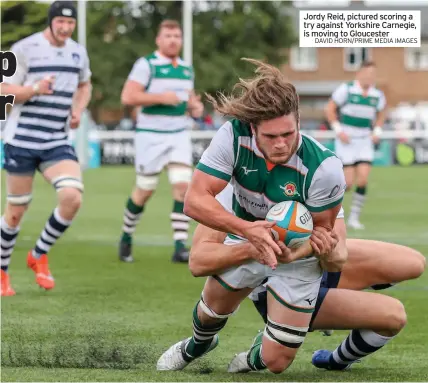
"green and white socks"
121,197,144,244
170,200,190,251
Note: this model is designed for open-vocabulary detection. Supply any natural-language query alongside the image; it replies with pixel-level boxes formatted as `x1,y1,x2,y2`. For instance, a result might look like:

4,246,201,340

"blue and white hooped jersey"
2,32,91,150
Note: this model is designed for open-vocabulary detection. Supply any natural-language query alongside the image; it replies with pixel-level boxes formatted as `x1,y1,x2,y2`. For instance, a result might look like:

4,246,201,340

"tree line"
2,1,296,121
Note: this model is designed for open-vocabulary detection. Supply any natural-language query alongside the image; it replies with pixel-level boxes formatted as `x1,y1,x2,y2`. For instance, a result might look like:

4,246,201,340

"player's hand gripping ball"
266,201,313,249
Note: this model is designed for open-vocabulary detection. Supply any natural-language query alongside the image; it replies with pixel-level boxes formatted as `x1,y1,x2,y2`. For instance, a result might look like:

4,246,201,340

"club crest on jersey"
280,182,300,197
72,53,80,64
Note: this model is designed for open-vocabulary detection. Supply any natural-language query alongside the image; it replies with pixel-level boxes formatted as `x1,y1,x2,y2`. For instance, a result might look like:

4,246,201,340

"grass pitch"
1,166,427,381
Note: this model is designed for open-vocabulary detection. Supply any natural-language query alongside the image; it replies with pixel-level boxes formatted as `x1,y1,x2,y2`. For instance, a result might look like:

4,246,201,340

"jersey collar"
154,50,180,67
355,80,374,95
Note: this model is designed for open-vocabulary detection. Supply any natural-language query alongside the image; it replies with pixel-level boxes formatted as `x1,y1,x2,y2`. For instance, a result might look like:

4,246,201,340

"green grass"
1,166,427,382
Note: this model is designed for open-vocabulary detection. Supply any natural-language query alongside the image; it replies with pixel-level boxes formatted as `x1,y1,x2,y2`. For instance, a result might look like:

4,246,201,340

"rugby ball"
266,201,313,249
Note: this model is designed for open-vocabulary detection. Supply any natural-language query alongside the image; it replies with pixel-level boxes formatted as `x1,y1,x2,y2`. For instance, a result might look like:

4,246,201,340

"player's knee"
5,203,29,227
386,299,407,335
59,188,82,212
172,182,188,201
262,317,306,372
407,250,426,279
263,351,294,374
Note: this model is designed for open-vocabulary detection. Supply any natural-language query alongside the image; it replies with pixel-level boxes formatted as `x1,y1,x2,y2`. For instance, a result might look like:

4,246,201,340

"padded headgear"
48,1,77,28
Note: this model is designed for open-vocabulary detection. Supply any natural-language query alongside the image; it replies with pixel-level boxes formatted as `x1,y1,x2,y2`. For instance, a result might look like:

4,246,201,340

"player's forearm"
290,240,314,260
73,82,92,113
320,219,348,272
325,103,339,125
189,242,253,277
184,194,250,237
121,90,165,107
1,83,36,103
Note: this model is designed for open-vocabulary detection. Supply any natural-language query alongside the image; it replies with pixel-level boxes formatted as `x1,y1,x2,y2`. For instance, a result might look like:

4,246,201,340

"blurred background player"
118,19,204,264
0,1,92,296
325,61,386,230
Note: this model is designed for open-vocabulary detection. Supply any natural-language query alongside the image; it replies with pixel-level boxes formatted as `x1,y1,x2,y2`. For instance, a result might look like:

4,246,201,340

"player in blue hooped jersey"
1,1,92,296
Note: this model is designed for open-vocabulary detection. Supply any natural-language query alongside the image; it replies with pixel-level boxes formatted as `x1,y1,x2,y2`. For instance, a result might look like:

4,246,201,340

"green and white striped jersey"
197,119,346,222
332,80,386,138
128,51,194,133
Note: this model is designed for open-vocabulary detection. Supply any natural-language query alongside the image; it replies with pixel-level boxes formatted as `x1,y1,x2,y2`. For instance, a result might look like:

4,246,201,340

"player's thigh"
42,159,81,181
134,132,167,176
202,276,253,314
40,145,81,181
311,289,406,332
5,173,34,196
340,239,426,290
205,254,268,313
3,145,36,211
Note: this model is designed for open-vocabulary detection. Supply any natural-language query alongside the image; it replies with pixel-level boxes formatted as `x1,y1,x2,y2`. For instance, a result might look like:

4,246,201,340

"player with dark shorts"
0,1,92,296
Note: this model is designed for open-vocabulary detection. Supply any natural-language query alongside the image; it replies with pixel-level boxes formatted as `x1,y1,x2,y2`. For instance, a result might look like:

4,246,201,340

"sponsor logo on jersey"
280,182,300,197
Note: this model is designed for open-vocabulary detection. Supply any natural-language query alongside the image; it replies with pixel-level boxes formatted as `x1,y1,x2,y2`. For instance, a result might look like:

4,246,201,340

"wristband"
331,121,342,134
32,82,40,94
373,126,383,137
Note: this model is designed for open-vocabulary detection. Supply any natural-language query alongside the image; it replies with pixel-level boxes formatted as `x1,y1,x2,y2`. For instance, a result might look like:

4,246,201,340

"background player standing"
325,62,386,230
0,1,92,296
118,20,204,264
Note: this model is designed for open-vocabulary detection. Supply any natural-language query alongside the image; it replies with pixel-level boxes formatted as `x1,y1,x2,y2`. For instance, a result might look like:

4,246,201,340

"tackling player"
156,59,347,374
188,183,425,372
0,1,92,296
118,20,204,264
326,61,386,230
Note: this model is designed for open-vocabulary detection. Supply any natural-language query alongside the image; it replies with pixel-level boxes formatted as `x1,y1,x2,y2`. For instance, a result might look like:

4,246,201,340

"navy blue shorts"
3,143,78,175
252,271,342,331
